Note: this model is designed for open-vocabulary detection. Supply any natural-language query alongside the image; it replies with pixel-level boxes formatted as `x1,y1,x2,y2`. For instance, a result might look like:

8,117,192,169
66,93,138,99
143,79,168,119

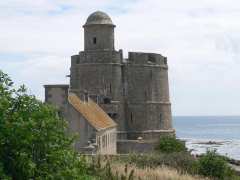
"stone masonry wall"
123,52,173,139
70,50,126,131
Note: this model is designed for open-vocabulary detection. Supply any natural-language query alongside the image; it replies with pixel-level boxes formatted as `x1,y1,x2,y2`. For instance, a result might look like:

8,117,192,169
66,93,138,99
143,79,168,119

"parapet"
126,52,168,66
71,50,123,65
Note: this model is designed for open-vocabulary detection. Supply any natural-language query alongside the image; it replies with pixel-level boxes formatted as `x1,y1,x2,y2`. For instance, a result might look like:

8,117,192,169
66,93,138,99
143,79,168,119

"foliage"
123,152,197,174
197,150,236,180
0,70,91,179
87,156,134,180
155,136,187,153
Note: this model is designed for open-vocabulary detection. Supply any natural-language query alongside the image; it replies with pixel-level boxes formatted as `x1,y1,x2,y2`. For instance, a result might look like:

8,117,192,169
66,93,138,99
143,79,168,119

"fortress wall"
123,52,172,137
70,50,123,100
71,50,122,66
128,52,167,65
125,52,169,102
70,50,126,131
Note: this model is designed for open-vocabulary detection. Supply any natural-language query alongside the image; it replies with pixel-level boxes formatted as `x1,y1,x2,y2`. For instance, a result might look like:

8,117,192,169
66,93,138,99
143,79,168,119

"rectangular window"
93,37,97,44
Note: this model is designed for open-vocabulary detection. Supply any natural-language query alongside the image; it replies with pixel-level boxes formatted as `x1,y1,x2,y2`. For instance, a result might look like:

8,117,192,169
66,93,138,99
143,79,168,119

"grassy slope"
109,162,207,180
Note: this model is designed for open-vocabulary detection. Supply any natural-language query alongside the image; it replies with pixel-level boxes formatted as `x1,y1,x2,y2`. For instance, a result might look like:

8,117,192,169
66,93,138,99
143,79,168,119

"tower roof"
84,11,115,26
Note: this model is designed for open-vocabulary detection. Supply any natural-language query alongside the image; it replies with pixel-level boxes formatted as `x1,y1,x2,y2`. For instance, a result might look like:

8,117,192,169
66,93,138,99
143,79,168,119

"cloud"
1,0,240,115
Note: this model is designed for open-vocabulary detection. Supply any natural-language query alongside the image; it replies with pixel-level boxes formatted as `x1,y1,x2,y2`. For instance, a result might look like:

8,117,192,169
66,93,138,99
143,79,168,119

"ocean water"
173,116,240,160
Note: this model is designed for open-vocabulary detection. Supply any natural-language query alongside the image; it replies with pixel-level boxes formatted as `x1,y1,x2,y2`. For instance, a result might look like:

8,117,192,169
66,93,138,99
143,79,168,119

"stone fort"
44,11,175,154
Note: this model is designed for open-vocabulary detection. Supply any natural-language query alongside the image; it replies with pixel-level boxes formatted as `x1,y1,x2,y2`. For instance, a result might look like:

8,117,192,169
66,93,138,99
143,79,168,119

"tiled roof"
68,93,117,131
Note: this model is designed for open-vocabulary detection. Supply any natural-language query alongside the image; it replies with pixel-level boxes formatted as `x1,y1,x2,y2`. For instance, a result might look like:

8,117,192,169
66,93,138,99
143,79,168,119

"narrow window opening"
160,113,162,122
109,83,112,93
130,113,133,123
163,57,167,64
93,37,97,44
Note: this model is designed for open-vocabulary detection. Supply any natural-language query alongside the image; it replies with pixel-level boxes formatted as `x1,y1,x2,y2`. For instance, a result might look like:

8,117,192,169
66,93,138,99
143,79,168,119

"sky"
0,0,240,116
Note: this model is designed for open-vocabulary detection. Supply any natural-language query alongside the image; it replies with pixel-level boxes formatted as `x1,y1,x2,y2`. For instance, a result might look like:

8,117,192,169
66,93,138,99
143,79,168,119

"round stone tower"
70,11,126,130
83,11,115,51
124,52,174,140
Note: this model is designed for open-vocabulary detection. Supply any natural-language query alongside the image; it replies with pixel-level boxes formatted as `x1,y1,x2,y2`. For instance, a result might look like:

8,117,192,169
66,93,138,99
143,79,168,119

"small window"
93,37,97,44
76,58,80,64
130,113,133,123
160,113,162,122
163,57,167,64
103,97,111,104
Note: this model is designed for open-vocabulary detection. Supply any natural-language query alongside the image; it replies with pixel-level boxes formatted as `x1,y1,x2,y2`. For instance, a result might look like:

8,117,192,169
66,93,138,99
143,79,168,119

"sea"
173,116,240,160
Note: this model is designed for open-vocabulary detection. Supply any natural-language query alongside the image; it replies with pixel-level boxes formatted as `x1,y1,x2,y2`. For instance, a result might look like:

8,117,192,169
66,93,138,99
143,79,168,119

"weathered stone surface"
44,11,175,154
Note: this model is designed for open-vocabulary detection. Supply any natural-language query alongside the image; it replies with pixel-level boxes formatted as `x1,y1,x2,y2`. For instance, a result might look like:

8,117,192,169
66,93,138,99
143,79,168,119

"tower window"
130,113,133,123
76,58,80,64
93,37,97,44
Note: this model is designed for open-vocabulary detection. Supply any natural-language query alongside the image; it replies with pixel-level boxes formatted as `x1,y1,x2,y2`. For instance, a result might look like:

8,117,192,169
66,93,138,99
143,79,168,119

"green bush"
155,136,187,153
0,70,91,179
197,150,235,179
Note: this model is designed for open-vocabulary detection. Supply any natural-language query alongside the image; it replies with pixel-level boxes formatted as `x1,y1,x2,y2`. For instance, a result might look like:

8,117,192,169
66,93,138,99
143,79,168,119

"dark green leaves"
0,70,90,179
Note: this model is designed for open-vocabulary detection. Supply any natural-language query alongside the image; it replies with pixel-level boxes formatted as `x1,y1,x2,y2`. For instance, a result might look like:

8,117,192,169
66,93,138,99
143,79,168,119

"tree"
0,70,91,179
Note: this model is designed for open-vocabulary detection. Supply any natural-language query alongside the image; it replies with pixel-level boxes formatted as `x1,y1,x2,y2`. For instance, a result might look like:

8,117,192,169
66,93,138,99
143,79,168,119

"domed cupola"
83,11,115,51
84,11,115,27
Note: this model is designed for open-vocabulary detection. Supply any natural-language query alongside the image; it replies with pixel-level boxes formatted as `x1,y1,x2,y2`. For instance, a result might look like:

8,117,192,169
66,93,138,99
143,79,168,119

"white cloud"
0,0,240,115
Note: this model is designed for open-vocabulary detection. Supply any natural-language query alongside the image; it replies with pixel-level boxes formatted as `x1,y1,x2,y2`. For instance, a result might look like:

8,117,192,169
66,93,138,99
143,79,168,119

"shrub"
155,136,187,153
197,150,235,179
0,70,91,179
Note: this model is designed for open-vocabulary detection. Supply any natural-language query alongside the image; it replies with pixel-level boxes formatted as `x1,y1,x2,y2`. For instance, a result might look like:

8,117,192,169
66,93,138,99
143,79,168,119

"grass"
109,162,207,180
86,155,208,180
84,136,240,179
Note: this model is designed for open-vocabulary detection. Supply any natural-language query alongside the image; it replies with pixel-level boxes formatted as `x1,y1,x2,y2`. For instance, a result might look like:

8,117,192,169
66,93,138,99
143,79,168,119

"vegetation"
197,150,237,180
0,70,239,180
155,135,187,153
125,152,198,174
121,136,240,180
86,156,205,180
0,70,91,179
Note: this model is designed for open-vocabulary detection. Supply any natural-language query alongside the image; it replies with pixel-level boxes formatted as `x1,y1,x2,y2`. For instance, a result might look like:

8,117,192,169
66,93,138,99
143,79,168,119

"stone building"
44,11,175,154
